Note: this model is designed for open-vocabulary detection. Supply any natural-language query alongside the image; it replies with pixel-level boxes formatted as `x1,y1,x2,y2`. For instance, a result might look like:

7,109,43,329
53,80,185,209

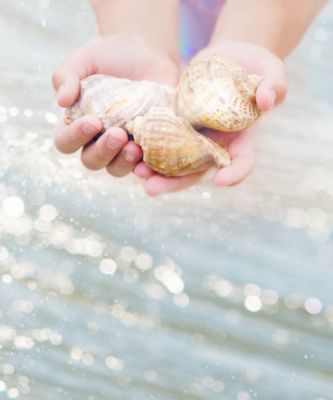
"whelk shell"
178,54,262,132
126,107,231,176
65,75,176,129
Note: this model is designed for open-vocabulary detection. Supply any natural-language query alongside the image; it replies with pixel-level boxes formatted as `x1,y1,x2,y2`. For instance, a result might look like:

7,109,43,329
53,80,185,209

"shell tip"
64,108,75,125
216,150,232,169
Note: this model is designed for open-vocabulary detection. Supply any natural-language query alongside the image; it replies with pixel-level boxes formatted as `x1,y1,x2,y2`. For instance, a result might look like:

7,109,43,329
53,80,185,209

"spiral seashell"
64,74,176,130
178,54,263,132
125,107,230,176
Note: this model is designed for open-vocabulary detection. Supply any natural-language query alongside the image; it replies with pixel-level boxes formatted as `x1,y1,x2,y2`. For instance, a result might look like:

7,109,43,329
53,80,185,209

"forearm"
90,0,179,62
210,0,326,58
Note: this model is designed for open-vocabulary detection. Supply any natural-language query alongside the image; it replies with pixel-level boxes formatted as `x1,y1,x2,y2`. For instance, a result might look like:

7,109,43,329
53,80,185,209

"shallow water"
0,1,333,399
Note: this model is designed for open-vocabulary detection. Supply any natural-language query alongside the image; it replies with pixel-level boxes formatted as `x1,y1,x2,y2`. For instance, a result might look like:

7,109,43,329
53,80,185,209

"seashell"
64,53,264,177
178,54,263,132
125,107,231,176
64,74,176,129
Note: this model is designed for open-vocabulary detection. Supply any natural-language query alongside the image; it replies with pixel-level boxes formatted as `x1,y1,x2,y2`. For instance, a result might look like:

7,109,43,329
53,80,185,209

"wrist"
101,31,179,66
89,33,178,86
208,39,282,60
197,41,284,66
209,31,284,57
91,0,179,64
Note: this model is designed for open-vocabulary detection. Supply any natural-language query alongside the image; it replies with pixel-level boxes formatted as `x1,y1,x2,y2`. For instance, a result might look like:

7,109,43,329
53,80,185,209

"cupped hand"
135,41,287,196
135,128,254,196
52,33,178,177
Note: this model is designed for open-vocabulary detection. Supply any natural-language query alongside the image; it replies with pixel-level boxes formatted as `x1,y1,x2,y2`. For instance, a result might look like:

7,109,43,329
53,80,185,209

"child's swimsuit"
180,0,225,62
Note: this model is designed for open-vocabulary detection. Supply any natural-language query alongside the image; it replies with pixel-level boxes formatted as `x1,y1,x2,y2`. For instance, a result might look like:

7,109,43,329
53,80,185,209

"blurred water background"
0,1,333,399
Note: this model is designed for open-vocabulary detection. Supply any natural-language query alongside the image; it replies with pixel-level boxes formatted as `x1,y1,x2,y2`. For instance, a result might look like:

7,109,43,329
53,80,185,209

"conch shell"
126,107,230,176
64,55,263,176
178,55,263,132
65,75,176,129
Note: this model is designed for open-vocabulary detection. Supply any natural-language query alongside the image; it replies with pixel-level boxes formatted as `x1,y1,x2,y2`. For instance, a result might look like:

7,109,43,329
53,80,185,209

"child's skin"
52,0,325,196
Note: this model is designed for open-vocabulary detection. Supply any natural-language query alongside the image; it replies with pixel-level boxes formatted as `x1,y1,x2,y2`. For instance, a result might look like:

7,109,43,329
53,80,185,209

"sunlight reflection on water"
0,1,333,399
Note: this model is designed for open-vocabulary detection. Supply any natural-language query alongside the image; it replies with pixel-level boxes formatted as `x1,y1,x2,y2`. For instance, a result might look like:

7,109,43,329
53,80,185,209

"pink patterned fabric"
180,0,225,62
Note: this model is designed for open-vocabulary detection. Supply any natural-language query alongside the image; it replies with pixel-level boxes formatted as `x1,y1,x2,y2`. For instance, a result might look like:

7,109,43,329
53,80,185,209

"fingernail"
107,134,123,150
82,122,98,135
124,151,136,162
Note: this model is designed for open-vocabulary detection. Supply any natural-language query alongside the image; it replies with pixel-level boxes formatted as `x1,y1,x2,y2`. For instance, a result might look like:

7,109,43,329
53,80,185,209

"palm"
53,34,179,178
85,35,180,177
201,42,287,108
136,42,287,196
135,127,254,195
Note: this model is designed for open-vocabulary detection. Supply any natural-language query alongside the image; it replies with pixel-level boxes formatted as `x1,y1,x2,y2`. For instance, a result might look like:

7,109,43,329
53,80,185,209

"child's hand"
52,34,178,177
135,41,287,196
135,128,254,196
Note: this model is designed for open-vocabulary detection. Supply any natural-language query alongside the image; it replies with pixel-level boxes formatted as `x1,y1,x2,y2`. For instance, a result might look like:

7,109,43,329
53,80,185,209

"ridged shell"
178,54,263,132
125,107,231,176
65,75,176,130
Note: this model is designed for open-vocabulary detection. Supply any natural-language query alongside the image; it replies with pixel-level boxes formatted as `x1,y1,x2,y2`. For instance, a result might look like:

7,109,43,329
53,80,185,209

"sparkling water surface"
0,1,333,399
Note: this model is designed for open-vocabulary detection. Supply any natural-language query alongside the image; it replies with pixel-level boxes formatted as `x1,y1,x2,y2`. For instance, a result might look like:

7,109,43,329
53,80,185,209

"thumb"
51,47,95,108
51,69,81,108
256,59,288,112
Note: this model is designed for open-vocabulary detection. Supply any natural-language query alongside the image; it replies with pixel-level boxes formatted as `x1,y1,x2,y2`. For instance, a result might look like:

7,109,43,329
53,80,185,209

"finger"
144,173,204,197
214,154,254,187
256,80,277,112
52,70,81,108
134,162,155,179
214,131,254,187
106,141,143,177
52,48,94,107
54,115,102,154
80,127,128,170
256,59,287,111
